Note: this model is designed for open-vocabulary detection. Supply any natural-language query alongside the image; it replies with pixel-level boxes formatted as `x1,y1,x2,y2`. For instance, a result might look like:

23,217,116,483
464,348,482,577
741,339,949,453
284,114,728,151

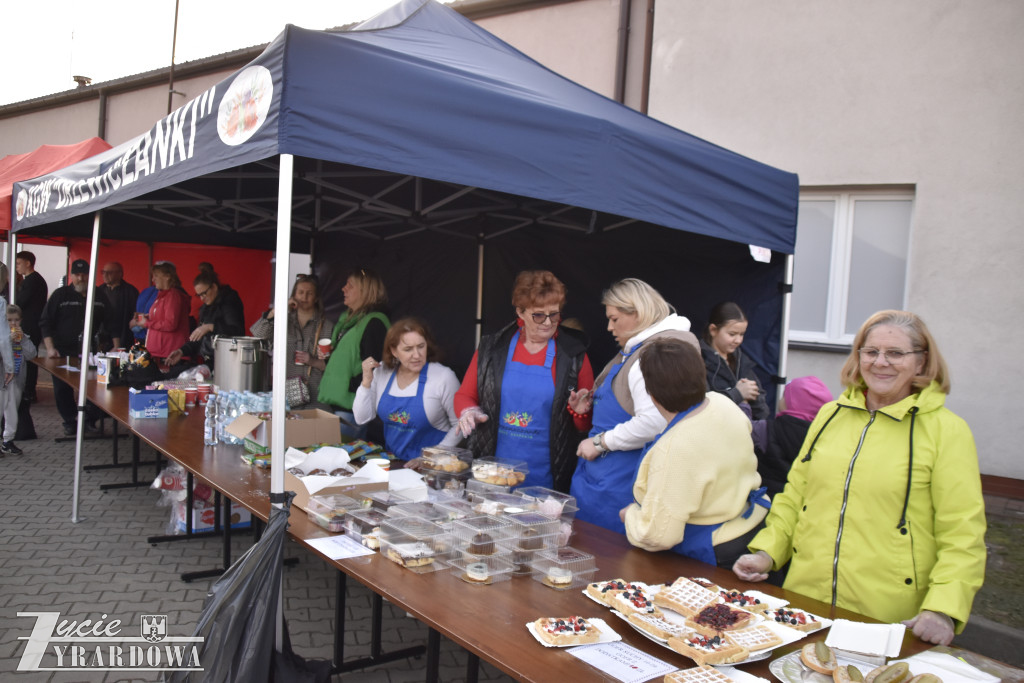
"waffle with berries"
585,578,638,606
627,612,697,641
610,585,662,617
667,631,749,665
652,578,721,617
722,623,784,652
685,603,759,635
687,577,721,593
718,589,769,613
765,607,823,632
664,665,735,683
532,616,602,646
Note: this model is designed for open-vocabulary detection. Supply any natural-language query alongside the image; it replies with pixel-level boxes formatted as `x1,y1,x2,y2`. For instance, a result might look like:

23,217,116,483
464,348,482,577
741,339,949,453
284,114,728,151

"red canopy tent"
1,138,113,235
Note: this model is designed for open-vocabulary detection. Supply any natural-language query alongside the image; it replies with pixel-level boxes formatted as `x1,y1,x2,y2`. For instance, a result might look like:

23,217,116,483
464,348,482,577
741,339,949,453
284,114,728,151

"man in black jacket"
14,251,47,404
40,259,107,436
96,261,139,348
165,272,245,371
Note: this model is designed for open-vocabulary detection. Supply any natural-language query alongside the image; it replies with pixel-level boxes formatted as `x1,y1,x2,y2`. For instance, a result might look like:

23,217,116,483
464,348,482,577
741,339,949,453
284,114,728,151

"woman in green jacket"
317,268,390,439
733,310,985,647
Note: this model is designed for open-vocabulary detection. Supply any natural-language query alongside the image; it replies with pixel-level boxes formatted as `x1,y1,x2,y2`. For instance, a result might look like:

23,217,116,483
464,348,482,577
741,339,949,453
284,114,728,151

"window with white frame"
790,189,914,345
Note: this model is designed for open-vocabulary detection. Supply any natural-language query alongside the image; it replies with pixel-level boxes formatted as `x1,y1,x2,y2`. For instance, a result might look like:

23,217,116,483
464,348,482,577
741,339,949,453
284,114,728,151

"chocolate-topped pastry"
287,467,305,477
307,468,328,476
519,527,543,550
468,532,495,555
329,467,350,477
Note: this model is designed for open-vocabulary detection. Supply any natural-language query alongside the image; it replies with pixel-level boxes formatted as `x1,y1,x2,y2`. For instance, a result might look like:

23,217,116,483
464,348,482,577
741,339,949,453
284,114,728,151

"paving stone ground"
3,380,1022,681
0,382,516,682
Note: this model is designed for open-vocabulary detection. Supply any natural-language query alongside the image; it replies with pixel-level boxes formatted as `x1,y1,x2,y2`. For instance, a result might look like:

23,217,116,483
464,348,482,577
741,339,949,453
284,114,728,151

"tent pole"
776,254,795,410
72,213,103,523
9,232,17,302
474,239,484,347
271,153,294,653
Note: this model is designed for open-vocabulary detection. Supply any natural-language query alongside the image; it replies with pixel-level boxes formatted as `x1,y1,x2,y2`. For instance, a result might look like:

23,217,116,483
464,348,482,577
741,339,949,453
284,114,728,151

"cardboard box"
128,388,168,418
225,409,341,455
174,501,251,533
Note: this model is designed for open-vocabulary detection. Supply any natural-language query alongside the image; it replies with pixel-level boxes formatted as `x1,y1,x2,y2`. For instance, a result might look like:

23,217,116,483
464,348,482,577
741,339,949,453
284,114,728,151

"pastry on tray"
384,542,435,568
765,606,824,632
585,578,635,605
627,612,697,641
722,623,783,652
667,631,749,666
609,585,662,617
684,603,758,635
718,589,769,612
532,616,602,646
664,665,735,683
652,577,721,617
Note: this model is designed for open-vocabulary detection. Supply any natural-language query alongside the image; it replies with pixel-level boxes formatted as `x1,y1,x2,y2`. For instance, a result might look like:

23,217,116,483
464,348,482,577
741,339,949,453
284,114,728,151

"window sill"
788,340,852,354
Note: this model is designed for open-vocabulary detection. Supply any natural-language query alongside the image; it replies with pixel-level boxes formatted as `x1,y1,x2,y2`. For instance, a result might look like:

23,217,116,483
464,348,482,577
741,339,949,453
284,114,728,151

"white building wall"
648,0,1024,476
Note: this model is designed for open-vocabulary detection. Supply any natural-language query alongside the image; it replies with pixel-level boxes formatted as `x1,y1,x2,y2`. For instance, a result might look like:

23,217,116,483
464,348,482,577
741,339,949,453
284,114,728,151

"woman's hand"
316,343,333,361
576,437,601,461
732,550,773,582
736,378,760,402
568,388,593,415
902,610,954,646
458,406,488,437
165,349,184,366
361,357,379,387
294,351,311,366
189,323,214,342
619,505,631,522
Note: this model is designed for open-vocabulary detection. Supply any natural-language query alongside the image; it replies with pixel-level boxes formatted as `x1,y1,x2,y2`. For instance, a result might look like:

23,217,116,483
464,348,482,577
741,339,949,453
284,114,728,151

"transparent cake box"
465,489,528,515
420,468,472,492
451,515,516,558
419,445,473,473
387,501,448,524
516,486,579,522
530,546,597,590
379,517,451,573
361,489,415,512
470,457,528,487
446,555,517,585
306,493,361,533
503,510,561,539
433,498,479,523
344,508,390,549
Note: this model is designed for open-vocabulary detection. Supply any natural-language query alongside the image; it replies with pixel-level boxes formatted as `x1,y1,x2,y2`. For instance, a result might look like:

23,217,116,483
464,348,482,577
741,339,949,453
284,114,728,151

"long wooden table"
44,357,988,682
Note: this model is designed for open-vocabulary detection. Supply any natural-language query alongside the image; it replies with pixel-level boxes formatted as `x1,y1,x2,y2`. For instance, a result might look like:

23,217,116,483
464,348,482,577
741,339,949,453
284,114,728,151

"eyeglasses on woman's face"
858,347,923,365
195,287,211,300
529,311,561,324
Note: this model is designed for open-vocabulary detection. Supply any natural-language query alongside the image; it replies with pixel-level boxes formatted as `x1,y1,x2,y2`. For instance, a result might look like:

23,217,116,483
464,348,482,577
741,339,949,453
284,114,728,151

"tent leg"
776,254,795,410
474,239,484,347
72,213,103,524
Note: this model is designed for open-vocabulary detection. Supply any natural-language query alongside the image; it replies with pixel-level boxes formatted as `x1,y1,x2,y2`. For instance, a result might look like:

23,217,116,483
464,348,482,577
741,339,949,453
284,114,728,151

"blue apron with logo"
377,366,447,462
570,344,647,535
495,331,556,488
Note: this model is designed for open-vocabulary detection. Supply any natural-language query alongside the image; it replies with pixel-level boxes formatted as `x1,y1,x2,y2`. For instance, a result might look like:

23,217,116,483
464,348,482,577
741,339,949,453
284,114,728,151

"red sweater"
454,334,594,432
145,288,191,357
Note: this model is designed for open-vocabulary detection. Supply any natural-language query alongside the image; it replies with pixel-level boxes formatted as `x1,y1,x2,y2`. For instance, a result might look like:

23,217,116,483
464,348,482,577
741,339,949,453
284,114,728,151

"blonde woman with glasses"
734,310,985,647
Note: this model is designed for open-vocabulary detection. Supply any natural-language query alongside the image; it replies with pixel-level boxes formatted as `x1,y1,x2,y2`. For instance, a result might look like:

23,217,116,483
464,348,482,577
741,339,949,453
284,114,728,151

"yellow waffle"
652,577,721,617
627,612,696,641
664,665,734,682
723,623,783,652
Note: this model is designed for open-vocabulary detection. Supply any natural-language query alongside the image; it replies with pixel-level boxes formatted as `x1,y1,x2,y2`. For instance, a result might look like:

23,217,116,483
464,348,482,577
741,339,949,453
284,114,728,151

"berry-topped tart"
609,585,663,617
667,631,749,665
531,616,603,646
718,589,769,613
585,578,640,606
684,603,758,636
765,606,824,632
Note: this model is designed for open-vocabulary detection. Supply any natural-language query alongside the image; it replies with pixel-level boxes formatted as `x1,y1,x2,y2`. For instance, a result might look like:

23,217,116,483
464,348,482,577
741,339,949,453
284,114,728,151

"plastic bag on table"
165,492,331,683
176,364,212,382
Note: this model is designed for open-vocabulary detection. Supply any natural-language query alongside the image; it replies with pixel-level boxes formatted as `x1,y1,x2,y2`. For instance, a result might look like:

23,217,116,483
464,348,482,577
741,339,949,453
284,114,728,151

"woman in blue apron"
620,338,770,569
352,317,460,461
454,271,594,493
571,279,697,534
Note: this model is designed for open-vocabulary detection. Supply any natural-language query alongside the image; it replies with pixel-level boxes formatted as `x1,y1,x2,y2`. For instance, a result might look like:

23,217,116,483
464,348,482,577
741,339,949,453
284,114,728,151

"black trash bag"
165,493,332,683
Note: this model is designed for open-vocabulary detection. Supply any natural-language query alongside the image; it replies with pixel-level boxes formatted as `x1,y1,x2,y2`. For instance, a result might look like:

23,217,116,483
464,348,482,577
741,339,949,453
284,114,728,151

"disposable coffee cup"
318,338,332,357
294,350,305,366
366,458,390,471
196,383,212,405
184,387,198,408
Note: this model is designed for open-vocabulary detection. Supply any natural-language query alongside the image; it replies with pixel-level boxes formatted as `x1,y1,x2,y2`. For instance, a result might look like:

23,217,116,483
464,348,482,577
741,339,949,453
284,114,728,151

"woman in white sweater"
620,338,770,568
353,317,460,460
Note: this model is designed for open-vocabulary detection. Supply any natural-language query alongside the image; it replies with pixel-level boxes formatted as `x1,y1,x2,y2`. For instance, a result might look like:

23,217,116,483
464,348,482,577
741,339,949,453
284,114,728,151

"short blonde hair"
840,310,950,394
601,278,673,333
349,268,388,314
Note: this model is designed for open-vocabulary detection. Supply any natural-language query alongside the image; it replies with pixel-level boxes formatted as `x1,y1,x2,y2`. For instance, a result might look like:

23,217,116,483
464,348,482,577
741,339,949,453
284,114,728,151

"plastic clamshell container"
516,486,579,522
419,445,473,473
343,508,389,549
434,498,479,522
470,457,528,487
379,517,450,573
362,489,415,512
465,489,528,515
503,510,560,538
387,501,448,524
305,493,360,533
420,468,472,492
530,546,598,590
465,478,511,495
447,555,517,584
451,515,515,546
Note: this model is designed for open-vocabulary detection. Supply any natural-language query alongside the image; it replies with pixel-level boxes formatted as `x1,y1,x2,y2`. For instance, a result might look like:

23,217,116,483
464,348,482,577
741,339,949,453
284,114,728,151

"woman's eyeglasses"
859,348,923,364
530,312,561,324
195,287,211,299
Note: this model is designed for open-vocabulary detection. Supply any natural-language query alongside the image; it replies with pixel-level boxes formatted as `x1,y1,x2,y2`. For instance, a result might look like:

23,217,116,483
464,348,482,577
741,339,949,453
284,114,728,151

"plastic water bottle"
204,393,219,446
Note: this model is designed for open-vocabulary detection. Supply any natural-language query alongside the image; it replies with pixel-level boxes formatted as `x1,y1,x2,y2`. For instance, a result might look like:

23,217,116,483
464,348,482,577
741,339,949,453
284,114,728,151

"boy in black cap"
39,259,108,436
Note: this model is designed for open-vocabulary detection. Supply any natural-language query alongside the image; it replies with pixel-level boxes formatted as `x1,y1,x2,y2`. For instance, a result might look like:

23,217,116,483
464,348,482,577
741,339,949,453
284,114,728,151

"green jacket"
749,381,986,630
317,311,389,410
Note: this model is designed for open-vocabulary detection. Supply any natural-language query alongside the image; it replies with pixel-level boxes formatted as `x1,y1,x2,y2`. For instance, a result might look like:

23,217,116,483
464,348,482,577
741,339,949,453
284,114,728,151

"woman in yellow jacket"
734,310,986,646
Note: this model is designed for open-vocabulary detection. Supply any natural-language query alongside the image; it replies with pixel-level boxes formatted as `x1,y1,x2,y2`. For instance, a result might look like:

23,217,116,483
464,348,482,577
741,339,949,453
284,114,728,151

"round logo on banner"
217,65,274,146
15,189,27,221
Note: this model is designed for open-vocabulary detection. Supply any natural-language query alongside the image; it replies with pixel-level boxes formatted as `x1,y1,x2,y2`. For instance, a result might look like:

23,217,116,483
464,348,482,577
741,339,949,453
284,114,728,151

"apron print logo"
502,411,533,427
387,410,411,425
